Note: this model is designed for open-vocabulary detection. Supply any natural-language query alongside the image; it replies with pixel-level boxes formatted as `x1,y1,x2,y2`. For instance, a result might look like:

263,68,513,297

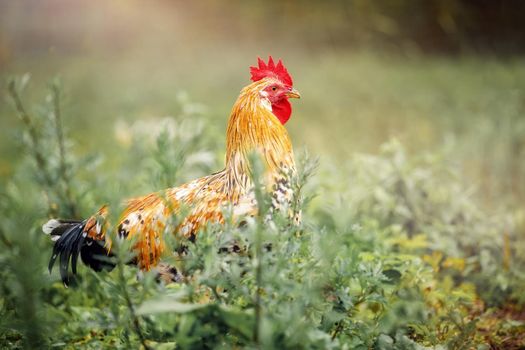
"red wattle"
271,99,292,124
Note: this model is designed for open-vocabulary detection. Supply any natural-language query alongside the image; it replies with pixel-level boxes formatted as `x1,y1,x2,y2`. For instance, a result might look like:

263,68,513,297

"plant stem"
8,81,62,217
51,83,79,218
0,227,12,248
117,258,151,350
249,153,267,348
254,222,263,347
8,82,53,188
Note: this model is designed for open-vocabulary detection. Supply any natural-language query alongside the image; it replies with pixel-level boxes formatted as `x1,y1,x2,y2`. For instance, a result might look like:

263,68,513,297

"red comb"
250,56,293,86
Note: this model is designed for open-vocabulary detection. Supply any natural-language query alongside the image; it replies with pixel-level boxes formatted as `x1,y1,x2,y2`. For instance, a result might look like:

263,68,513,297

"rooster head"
250,56,300,124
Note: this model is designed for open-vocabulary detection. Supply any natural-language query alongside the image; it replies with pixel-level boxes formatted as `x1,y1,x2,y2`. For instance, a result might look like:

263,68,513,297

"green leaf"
137,298,208,315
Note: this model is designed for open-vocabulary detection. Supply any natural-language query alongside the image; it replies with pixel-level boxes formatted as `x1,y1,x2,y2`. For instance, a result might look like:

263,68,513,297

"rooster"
43,56,301,285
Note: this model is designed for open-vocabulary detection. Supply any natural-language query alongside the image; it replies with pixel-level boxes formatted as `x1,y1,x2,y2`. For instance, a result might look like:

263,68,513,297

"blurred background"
1,0,524,207
1,2,525,347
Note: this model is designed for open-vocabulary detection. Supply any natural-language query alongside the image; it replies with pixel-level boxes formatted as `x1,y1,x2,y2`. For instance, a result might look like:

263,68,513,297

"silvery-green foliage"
1,80,523,349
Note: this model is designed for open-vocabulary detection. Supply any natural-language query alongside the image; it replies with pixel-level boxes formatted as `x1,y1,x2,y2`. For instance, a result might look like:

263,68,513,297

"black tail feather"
46,219,115,286
48,221,84,275
71,231,85,275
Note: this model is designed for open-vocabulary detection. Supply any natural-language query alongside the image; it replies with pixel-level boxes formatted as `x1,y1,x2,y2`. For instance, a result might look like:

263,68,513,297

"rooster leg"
155,263,184,283
135,262,183,284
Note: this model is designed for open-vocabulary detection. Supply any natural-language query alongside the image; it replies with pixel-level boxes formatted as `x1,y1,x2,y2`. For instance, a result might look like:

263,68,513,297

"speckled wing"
115,171,256,270
268,164,301,226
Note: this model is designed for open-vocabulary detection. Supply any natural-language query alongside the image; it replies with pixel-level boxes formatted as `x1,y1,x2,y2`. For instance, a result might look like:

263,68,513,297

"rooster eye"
271,86,277,91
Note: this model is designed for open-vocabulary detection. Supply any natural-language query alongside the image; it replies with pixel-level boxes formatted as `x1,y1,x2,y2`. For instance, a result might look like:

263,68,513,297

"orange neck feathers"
225,79,295,188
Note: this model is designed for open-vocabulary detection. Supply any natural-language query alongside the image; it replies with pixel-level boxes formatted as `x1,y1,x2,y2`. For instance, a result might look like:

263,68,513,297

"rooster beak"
286,88,301,99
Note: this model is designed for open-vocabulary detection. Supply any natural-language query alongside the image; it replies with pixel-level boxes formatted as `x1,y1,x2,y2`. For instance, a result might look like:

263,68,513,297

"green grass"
1,51,525,348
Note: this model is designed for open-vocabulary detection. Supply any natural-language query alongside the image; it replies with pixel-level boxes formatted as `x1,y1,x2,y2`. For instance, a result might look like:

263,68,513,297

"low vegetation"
1,76,524,349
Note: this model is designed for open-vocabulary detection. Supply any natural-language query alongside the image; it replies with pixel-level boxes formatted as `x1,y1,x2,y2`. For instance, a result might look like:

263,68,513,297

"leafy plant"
1,78,523,349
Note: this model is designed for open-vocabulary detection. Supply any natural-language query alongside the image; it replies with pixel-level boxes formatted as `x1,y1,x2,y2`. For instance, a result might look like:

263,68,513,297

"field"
1,1,525,349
